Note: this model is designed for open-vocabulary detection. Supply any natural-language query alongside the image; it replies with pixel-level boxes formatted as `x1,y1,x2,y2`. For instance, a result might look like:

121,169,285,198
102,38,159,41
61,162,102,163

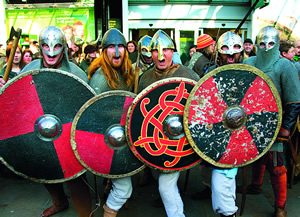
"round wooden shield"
71,90,145,178
126,78,202,172
184,64,282,168
0,69,96,183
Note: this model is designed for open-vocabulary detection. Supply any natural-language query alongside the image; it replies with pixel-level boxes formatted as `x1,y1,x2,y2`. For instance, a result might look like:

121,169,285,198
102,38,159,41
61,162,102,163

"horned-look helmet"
39,26,67,56
151,30,175,61
217,31,243,55
101,28,127,57
138,35,152,61
256,26,280,52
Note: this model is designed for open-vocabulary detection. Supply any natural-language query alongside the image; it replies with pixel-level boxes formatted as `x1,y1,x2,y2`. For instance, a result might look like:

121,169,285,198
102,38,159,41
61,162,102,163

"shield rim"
71,90,146,178
0,68,96,183
126,77,202,173
183,63,283,168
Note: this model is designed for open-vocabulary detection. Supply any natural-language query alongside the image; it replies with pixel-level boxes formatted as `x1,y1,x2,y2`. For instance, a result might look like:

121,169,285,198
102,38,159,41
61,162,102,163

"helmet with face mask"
255,26,281,72
217,31,243,55
138,35,152,60
150,30,174,61
136,35,153,71
39,26,67,57
256,26,280,52
101,28,127,58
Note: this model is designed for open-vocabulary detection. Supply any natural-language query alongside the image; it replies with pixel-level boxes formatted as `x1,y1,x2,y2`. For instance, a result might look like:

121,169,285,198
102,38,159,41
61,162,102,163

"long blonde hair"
88,48,135,90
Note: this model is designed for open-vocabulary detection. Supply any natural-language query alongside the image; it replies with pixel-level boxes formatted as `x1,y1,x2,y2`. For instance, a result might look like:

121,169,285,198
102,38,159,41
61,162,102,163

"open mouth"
158,59,165,66
228,55,234,63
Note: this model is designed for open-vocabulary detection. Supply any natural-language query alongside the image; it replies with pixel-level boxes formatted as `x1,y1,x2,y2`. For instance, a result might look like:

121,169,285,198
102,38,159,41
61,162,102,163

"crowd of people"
0,24,299,217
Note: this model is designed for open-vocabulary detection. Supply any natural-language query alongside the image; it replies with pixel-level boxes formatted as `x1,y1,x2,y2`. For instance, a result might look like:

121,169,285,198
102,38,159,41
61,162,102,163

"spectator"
127,40,138,64
191,34,216,77
0,44,25,79
22,48,33,65
242,38,256,60
80,45,97,75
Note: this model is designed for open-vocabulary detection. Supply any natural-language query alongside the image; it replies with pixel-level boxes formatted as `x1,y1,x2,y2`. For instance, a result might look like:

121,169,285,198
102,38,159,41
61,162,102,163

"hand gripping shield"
71,90,145,178
184,64,282,168
126,78,202,172
0,69,96,183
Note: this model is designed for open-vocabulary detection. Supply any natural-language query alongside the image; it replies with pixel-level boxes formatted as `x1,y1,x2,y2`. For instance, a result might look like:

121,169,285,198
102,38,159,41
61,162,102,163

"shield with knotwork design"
184,64,282,168
126,78,202,172
71,90,145,178
0,69,96,183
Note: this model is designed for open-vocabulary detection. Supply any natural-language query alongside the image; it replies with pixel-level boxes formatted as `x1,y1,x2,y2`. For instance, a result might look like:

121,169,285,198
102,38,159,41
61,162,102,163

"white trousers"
211,170,238,216
158,172,185,217
106,177,132,211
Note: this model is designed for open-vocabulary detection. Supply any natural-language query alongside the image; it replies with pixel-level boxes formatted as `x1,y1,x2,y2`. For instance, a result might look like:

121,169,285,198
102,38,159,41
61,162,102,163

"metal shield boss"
0,69,96,183
184,64,282,168
71,90,145,178
126,78,202,172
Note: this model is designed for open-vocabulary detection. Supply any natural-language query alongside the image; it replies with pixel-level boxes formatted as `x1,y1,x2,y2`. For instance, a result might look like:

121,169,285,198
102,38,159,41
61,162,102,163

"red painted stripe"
218,126,259,165
120,96,134,125
53,123,84,178
0,75,44,140
240,76,278,115
75,130,114,175
189,77,227,125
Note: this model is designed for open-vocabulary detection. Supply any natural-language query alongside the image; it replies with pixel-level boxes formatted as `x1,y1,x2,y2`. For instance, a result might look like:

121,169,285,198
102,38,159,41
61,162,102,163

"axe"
3,27,22,82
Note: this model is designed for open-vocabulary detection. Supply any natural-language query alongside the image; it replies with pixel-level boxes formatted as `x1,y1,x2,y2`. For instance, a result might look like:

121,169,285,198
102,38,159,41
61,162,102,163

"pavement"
1,163,300,217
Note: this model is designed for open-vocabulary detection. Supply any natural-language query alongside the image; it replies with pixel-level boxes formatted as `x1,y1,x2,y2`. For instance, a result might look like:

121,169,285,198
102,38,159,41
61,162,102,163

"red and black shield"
126,78,202,172
184,64,282,168
0,69,96,183
71,90,145,178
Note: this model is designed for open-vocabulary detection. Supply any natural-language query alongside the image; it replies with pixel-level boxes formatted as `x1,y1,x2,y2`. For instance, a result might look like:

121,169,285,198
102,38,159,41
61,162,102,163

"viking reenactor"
88,28,135,217
132,35,154,76
210,31,243,217
20,26,93,217
243,26,300,217
191,31,244,217
137,30,200,217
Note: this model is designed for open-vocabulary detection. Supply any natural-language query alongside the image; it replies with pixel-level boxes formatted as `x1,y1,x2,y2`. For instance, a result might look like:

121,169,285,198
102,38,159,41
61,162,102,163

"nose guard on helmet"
151,30,174,61
39,26,66,57
256,26,279,52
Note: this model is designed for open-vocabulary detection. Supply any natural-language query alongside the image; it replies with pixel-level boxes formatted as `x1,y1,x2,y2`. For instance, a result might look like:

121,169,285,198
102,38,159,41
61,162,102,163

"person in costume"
206,31,243,217
132,35,154,77
138,29,200,217
243,26,300,217
88,28,135,217
191,31,243,216
20,26,93,217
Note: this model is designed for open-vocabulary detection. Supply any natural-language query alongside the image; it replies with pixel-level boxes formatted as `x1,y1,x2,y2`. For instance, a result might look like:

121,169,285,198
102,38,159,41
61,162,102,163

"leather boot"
274,207,287,217
103,204,118,217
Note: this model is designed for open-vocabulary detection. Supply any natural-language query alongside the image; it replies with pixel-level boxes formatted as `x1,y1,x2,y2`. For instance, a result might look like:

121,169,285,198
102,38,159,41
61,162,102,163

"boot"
274,207,287,217
103,204,118,217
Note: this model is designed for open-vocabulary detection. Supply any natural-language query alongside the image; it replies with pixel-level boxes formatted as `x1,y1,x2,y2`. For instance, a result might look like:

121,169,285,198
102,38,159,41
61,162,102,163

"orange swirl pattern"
134,82,195,167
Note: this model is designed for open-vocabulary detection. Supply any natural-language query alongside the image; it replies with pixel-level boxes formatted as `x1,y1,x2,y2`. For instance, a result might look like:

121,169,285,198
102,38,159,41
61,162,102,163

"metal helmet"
101,28,127,57
217,31,243,55
138,35,152,58
256,26,280,52
150,30,175,61
39,26,67,57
